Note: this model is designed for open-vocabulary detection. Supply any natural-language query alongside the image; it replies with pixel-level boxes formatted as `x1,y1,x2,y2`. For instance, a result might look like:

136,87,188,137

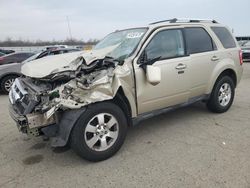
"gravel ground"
0,63,250,188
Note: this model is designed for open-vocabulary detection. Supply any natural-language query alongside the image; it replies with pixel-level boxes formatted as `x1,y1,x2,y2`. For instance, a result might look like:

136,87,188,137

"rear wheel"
207,76,235,113
70,102,128,162
0,75,18,94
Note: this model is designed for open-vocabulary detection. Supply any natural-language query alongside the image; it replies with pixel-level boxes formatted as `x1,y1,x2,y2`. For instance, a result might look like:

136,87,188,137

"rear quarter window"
211,27,236,49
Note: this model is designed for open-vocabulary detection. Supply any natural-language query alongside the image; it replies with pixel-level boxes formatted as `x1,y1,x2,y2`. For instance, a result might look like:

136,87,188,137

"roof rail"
149,18,218,25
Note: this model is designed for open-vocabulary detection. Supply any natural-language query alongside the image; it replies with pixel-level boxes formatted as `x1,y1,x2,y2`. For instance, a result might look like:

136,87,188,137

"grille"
9,78,38,115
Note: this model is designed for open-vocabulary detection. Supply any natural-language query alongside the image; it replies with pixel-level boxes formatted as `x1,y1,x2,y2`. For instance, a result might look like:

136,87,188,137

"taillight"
0,57,4,61
239,50,243,65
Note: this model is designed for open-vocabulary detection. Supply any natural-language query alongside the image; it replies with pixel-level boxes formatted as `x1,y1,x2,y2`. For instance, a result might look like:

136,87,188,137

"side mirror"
139,50,148,65
146,65,161,86
139,50,161,70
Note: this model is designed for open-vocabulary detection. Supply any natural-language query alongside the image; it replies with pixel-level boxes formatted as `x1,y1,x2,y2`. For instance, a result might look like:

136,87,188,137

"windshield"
94,28,147,61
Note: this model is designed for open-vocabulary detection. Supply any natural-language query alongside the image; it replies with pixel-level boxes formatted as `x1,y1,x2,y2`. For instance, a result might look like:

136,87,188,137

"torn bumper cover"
8,103,56,136
9,102,86,147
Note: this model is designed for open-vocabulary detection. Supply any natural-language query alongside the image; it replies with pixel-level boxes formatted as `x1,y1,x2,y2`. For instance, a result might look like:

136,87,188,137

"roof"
148,18,220,28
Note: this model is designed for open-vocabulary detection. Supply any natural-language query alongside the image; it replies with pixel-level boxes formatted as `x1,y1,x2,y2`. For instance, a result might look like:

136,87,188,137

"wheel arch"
205,60,238,94
0,72,22,82
112,87,133,127
0,73,21,93
48,87,134,147
217,69,237,86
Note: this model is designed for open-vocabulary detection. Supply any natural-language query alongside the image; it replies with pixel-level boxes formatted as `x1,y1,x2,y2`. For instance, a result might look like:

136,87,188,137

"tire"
207,76,235,113
0,75,18,94
70,101,128,162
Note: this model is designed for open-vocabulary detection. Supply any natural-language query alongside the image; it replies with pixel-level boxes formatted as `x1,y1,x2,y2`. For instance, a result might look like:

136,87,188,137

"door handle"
175,64,187,70
211,56,220,61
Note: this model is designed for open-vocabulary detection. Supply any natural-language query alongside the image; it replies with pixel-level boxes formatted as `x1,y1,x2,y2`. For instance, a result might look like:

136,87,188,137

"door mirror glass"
146,65,161,85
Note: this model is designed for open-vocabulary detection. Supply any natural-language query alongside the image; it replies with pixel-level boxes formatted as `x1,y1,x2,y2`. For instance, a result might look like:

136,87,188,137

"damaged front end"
8,56,132,146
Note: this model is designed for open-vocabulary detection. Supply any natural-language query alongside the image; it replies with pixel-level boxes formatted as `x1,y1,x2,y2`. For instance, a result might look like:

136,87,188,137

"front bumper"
8,78,87,147
9,103,56,136
8,78,57,136
9,100,87,147
9,104,28,133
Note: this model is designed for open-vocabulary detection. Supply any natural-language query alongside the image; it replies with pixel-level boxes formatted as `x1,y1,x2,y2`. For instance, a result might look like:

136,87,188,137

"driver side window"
145,29,185,60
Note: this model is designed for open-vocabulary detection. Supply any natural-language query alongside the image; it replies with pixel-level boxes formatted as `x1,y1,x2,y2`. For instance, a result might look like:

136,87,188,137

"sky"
0,0,249,41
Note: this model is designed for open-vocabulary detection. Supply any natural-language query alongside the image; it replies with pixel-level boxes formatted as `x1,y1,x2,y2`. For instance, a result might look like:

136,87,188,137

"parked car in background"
241,41,250,61
0,52,34,65
0,63,21,94
0,52,34,93
0,52,5,57
23,48,81,63
0,49,15,55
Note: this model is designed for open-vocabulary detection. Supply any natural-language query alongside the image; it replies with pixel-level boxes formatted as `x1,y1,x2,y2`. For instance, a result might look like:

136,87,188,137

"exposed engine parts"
10,56,131,129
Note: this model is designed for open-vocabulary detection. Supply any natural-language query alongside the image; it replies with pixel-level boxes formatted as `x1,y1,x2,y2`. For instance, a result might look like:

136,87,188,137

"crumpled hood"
21,45,118,78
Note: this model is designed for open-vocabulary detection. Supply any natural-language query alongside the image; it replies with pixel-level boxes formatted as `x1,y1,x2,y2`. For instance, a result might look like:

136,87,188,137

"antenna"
66,16,73,41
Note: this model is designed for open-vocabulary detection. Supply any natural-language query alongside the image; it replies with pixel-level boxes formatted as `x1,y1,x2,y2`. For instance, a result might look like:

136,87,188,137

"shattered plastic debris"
43,63,132,117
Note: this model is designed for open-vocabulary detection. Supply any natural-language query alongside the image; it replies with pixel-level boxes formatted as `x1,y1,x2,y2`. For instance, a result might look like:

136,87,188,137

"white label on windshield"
126,32,144,39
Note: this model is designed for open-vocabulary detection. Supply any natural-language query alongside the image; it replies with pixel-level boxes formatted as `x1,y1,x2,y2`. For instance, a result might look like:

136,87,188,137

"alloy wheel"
218,83,232,107
84,113,119,151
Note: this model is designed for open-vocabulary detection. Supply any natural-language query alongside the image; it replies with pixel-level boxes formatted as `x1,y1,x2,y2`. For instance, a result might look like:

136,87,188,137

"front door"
134,27,191,114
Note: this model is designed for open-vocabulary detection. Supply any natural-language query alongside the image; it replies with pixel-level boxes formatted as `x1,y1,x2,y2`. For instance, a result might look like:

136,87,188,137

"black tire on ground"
0,75,18,94
70,101,128,162
207,76,235,113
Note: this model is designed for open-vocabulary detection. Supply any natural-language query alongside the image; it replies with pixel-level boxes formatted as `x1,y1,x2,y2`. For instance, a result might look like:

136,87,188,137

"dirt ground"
0,63,250,188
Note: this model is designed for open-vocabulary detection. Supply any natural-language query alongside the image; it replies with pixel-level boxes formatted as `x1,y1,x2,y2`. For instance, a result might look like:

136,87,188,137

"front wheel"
70,102,128,162
207,76,235,113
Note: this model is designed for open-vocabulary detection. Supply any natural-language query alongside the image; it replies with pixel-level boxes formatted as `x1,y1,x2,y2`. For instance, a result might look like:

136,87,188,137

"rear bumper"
243,53,250,61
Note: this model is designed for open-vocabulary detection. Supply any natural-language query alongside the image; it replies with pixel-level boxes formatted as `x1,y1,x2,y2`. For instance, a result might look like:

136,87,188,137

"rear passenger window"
185,27,214,54
211,27,236,49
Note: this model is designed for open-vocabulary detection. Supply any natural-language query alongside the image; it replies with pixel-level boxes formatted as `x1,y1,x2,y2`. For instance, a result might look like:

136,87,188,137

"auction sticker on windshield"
126,32,144,39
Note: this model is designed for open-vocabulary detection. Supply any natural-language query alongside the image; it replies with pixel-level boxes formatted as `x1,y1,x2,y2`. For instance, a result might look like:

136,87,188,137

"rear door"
184,27,219,98
2,54,19,64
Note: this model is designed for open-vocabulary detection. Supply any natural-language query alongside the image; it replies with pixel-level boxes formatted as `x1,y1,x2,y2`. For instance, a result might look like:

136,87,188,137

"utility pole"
66,16,73,41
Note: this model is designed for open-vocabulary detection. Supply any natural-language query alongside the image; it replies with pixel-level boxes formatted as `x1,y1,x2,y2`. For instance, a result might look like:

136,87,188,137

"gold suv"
9,18,243,161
